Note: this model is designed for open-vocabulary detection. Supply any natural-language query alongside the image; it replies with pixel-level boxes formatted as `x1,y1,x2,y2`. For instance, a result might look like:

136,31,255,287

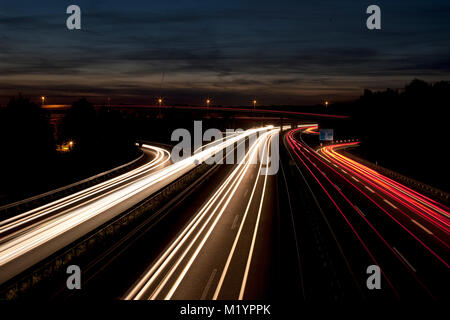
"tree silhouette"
58,98,97,153
345,79,450,191
0,95,55,195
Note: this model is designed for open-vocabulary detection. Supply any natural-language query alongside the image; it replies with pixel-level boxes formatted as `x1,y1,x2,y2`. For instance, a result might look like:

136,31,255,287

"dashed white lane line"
354,206,365,217
341,169,348,174
231,214,239,230
200,268,218,300
365,186,375,193
411,219,433,235
393,247,417,273
383,199,398,209
351,176,360,182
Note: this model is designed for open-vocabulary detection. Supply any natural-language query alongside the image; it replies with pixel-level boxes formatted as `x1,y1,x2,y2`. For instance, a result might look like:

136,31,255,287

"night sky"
1,0,449,105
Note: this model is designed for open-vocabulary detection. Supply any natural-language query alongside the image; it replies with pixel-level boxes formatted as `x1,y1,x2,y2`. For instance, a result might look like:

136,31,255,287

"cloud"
0,0,449,105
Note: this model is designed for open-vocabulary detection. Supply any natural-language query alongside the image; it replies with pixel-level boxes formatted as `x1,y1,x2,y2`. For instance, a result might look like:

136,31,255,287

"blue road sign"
319,129,334,141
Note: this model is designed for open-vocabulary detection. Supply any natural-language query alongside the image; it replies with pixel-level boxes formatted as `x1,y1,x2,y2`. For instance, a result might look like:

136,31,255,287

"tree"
0,95,55,194
58,98,97,153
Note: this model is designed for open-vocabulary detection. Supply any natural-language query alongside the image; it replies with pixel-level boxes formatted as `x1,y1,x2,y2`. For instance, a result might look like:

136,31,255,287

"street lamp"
41,96,45,105
206,99,211,108
158,98,163,107
253,99,257,109
325,100,329,107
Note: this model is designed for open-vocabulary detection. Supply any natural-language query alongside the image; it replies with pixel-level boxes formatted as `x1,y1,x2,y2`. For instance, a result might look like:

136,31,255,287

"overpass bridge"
41,104,348,141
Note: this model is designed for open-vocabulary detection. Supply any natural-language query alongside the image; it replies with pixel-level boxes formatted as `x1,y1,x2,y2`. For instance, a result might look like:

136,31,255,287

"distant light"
41,96,45,104
69,141,74,146
325,101,329,107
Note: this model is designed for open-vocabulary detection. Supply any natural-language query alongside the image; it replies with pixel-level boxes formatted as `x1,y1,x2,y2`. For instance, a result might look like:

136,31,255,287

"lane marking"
212,133,274,300
123,130,271,300
354,206,365,217
231,215,239,230
161,134,272,300
383,199,398,209
411,219,433,235
365,186,375,193
147,133,268,300
239,138,272,300
351,176,360,182
334,184,341,191
341,169,348,174
243,188,249,198
200,268,218,300
393,247,416,273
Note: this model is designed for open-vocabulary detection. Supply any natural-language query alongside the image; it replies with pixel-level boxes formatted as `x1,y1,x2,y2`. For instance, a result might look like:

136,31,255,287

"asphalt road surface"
282,126,449,299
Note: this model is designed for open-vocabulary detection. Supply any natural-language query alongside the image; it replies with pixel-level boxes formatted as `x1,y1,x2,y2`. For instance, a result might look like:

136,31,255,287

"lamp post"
157,98,163,117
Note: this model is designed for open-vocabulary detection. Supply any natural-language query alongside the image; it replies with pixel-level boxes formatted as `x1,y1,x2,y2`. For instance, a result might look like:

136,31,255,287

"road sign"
319,129,334,141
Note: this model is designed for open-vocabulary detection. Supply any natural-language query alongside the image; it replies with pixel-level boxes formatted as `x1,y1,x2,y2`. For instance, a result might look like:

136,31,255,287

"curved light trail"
286,126,449,297
125,128,279,300
0,128,270,285
319,143,450,234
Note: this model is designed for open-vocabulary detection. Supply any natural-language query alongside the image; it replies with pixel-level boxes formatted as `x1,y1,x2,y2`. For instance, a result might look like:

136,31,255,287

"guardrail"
0,151,144,219
300,130,449,204
341,150,449,204
0,160,213,300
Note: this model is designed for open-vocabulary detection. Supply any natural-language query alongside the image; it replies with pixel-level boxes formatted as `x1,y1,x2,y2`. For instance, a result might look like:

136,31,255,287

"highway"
0,127,271,286
124,128,279,300
284,126,449,298
1,122,447,301
0,144,170,284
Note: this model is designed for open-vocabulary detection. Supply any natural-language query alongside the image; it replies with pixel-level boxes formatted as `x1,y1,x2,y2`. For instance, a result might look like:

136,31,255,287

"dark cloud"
0,0,449,105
